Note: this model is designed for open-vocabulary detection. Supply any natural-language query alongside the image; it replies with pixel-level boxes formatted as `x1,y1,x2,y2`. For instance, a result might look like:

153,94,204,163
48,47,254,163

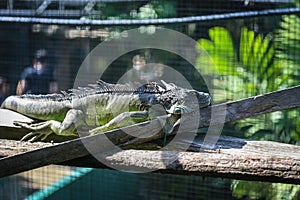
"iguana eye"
174,106,183,114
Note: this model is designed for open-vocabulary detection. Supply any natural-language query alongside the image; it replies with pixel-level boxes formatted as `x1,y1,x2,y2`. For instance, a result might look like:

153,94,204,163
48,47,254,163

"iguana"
1,80,211,142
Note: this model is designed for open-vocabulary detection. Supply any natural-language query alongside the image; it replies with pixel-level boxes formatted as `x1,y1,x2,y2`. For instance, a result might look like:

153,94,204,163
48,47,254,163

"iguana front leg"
15,109,84,141
89,111,149,135
89,110,180,143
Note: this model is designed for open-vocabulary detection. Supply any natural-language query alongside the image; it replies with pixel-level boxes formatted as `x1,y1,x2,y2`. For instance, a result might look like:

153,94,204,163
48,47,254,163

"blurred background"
0,0,300,199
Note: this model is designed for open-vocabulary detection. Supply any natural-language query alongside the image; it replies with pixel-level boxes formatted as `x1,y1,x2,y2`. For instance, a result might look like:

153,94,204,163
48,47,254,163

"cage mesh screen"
0,0,300,199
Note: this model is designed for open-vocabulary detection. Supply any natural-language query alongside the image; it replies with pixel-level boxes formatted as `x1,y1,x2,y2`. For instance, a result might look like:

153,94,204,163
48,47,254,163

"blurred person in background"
126,54,165,83
126,54,147,83
16,49,57,95
0,76,9,104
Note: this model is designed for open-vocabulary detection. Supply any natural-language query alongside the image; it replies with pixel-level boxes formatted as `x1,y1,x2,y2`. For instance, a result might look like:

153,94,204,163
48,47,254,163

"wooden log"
0,139,52,158
198,85,300,127
0,136,299,184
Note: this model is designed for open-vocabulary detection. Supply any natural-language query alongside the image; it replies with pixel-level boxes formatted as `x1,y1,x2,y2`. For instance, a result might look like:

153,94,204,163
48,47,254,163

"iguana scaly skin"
1,80,210,141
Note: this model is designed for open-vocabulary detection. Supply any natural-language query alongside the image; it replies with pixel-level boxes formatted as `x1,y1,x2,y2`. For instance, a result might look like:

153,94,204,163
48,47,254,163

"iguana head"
159,80,211,115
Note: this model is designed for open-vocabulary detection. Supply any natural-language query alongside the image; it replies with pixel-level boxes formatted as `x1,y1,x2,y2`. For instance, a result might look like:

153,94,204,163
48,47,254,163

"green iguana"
1,80,210,142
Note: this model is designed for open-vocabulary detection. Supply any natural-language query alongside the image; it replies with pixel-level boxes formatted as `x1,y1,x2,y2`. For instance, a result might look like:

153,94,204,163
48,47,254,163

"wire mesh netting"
0,0,300,199
2,167,300,199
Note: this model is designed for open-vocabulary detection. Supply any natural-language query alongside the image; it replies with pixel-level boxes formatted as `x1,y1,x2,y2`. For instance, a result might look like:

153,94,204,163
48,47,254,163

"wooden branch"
93,139,300,184
0,86,299,182
198,85,300,127
0,136,299,183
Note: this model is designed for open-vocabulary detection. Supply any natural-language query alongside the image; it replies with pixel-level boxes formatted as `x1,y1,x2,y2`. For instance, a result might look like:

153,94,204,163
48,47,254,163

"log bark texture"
0,136,300,183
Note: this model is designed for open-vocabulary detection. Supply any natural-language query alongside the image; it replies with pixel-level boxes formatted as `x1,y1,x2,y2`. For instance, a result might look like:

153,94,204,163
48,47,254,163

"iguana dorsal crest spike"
161,80,176,91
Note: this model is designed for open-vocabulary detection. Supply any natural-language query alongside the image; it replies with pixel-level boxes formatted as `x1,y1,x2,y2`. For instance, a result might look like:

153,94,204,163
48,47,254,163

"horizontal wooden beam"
0,136,300,183
60,136,300,184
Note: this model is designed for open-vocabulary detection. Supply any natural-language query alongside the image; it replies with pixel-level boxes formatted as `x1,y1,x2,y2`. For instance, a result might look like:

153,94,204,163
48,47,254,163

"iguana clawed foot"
14,120,78,142
14,109,83,142
14,121,59,142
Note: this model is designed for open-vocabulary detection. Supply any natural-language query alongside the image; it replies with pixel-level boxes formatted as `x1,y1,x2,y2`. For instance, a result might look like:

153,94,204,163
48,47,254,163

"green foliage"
95,0,176,20
196,26,278,102
196,25,300,144
90,1,176,38
275,15,300,87
294,0,300,7
231,180,300,199
198,20,300,200
197,27,237,76
274,14,300,145
150,0,176,18
196,27,274,139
